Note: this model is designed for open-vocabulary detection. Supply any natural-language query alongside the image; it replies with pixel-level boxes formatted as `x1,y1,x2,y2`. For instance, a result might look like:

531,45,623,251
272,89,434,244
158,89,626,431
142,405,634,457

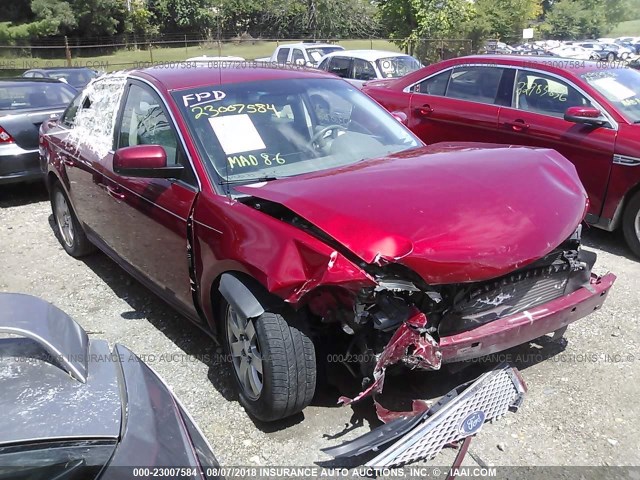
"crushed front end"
309,230,615,415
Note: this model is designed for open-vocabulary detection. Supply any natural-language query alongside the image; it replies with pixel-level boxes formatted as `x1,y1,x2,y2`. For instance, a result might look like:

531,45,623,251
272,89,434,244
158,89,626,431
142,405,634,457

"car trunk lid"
0,107,64,150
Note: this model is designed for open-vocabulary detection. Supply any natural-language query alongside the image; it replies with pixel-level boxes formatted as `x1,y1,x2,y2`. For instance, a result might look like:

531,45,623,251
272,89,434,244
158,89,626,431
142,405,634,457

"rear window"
47,69,97,88
0,82,76,110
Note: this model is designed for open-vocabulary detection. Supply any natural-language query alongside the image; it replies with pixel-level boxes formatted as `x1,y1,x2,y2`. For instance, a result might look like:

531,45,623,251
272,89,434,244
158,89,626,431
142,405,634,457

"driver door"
101,80,200,315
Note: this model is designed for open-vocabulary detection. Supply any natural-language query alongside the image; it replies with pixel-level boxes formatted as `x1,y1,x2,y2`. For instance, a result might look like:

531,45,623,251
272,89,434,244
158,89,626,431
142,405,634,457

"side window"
23,71,33,78
60,93,83,128
515,70,592,118
33,72,45,78
67,77,127,157
291,49,305,64
276,48,290,64
353,59,377,81
446,66,506,104
414,70,451,96
116,84,196,184
327,57,351,78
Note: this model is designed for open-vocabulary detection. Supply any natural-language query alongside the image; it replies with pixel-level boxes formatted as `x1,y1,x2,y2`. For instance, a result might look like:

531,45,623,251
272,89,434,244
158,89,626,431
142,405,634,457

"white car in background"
549,45,595,60
317,50,422,87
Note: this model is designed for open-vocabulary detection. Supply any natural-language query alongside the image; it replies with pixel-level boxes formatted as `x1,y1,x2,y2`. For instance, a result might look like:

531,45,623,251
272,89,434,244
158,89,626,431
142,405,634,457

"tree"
0,0,75,43
378,0,474,57
541,0,629,39
471,0,543,43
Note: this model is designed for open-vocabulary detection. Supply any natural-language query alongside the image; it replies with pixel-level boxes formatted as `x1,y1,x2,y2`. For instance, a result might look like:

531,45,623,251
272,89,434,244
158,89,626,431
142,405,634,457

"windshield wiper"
219,175,280,185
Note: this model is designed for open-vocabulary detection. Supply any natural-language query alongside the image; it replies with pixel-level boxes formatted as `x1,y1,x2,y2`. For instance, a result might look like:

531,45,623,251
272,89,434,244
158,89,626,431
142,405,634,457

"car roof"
1,77,67,84
25,67,94,72
321,50,412,61
453,54,612,75
132,64,338,91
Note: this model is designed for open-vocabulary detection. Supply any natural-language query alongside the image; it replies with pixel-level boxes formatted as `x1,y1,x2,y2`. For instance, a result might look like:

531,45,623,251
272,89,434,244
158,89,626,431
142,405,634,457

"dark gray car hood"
0,293,219,475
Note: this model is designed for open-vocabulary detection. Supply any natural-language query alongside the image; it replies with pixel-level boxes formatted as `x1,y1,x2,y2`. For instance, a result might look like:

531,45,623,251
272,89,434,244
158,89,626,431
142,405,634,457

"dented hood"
236,144,588,284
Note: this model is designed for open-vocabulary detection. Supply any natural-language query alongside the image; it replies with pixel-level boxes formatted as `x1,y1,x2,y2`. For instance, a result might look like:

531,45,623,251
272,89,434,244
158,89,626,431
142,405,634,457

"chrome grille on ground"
365,364,526,468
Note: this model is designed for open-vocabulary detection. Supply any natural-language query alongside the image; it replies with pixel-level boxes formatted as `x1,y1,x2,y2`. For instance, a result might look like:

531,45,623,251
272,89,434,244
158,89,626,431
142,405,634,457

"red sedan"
363,55,640,257
41,65,615,422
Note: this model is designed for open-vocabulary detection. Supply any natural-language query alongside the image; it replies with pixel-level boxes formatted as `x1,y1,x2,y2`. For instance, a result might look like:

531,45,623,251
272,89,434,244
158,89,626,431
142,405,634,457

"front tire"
221,300,316,421
607,52,616,62
622,191,640,258
50,182,94,257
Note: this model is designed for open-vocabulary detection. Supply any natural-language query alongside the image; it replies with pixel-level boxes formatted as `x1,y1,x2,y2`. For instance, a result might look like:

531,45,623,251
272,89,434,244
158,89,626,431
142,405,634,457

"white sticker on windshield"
208,114,266,155
592,77,636,101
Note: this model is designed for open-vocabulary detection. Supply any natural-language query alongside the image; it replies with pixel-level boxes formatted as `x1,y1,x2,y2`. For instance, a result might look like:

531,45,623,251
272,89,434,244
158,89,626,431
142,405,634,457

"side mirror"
564,106,608,127
295,58,305,66
113,145,184,178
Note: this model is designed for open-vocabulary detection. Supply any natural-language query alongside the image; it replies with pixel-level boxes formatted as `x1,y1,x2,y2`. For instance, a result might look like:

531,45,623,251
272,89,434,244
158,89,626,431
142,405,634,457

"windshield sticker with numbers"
208,114,266,155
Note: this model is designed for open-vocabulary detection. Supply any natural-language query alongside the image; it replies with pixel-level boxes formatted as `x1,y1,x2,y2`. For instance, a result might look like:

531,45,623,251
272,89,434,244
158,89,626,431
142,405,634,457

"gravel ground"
1,183,639,472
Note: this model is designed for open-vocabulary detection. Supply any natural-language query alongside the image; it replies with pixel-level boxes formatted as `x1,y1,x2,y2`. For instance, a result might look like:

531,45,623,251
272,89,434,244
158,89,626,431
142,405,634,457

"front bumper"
0,144,43,185
440,272,616,363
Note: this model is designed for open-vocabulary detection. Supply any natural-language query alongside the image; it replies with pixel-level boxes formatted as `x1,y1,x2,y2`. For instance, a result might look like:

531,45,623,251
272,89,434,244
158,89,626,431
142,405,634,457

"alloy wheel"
226,305,263,400
54,190,74,248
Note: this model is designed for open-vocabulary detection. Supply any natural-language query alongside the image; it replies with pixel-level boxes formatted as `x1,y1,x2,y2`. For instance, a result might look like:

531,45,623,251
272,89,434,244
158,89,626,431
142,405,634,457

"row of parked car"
486,37,640,62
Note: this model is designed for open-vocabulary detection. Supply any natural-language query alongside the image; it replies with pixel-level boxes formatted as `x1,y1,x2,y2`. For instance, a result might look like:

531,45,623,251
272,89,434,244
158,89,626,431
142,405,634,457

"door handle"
413,104,433,116
99,183,125,201
503,120,530,132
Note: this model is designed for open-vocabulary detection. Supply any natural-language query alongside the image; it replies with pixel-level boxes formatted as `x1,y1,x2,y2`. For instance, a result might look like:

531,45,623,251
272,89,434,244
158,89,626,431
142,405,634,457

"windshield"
307,47,343,63
0,81,76,110
580,69,640,123
173,78,420,184
376,56,421,78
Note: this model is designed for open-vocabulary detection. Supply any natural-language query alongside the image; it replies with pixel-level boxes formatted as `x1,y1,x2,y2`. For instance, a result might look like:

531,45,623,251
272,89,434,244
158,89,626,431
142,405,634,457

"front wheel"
221,300,316,421
622,191,640,258
607,52,616,62
50,182,94,257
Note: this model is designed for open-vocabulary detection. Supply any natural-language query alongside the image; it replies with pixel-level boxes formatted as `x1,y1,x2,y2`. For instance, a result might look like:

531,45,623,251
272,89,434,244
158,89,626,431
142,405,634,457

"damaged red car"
40,66,616,422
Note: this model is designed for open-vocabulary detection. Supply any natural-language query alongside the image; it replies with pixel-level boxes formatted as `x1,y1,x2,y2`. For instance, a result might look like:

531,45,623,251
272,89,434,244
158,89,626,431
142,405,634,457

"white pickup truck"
255,42,344,67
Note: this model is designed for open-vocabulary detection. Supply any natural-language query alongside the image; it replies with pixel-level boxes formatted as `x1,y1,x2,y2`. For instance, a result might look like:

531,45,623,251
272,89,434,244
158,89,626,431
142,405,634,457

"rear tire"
607,52,616,62
622,191,640,258
50,182,94,257
221,300,316,421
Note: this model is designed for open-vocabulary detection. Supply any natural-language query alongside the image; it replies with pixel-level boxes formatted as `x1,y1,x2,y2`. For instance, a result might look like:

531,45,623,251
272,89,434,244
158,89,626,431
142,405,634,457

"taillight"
0,126,14,144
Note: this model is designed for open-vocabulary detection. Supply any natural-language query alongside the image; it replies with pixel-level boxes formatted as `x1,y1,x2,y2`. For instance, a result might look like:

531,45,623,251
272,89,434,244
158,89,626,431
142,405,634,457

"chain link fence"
0,33,477,74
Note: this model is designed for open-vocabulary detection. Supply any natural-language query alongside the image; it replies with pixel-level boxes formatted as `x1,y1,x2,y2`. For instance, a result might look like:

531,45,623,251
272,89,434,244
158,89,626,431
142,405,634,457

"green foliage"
541,0,629,39
471,0,543,42
70,0,127,37
378,0,474,48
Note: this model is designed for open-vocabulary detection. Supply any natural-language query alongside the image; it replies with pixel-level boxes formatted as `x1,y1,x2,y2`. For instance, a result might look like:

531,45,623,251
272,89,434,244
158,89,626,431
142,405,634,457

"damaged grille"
439,250,591,336
365,364,525,467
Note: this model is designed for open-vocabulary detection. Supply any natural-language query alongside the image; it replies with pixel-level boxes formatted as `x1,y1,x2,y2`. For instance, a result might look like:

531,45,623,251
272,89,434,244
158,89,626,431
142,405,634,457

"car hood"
236,143,588,285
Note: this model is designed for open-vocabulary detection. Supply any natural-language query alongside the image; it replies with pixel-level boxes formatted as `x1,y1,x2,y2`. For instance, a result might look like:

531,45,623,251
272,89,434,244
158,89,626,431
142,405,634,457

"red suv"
363,55,640,257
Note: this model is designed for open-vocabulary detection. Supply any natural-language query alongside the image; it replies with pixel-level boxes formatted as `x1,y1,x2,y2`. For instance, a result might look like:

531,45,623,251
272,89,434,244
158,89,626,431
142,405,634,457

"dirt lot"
1,183,639,472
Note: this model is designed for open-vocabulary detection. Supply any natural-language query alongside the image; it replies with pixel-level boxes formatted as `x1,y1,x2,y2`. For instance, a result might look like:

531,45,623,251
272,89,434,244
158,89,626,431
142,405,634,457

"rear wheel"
51,182,94,257
607,52,616,62
622,191,640,258
221,300,316,421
